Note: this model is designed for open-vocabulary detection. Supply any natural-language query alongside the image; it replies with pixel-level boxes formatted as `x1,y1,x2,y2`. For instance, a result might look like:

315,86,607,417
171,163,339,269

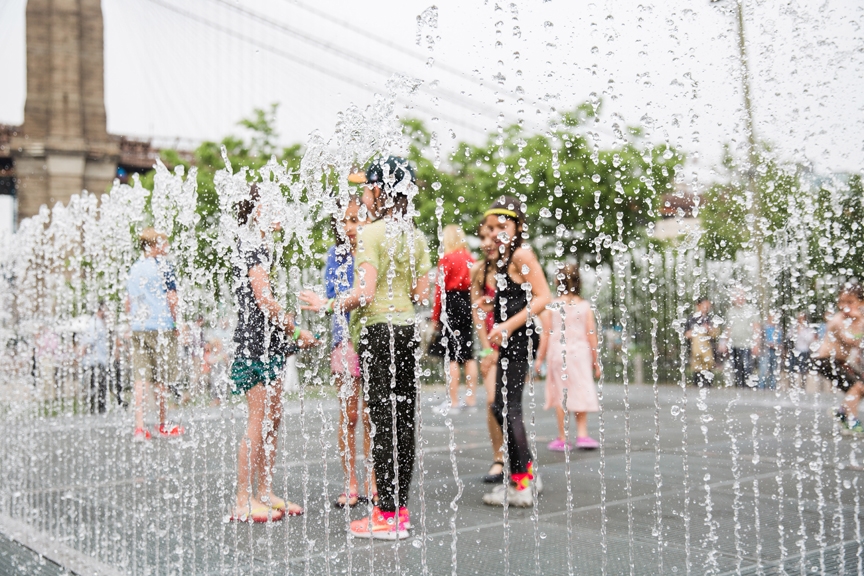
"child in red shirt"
433,225,479,414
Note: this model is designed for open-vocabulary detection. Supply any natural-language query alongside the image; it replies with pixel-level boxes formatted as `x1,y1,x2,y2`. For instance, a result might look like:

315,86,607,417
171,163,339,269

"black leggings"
358,323,418,513
491,331,537,475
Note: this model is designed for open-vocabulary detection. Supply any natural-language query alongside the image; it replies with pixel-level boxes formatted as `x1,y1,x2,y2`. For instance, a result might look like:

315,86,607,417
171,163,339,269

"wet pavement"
1,381,863,575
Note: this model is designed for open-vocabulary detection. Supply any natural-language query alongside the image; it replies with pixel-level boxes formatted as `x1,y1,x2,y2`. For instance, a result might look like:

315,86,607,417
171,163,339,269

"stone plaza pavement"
1,381,863,575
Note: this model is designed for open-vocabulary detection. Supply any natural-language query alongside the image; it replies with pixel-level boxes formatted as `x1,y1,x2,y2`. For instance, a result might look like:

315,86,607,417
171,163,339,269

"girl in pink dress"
538,263,601,451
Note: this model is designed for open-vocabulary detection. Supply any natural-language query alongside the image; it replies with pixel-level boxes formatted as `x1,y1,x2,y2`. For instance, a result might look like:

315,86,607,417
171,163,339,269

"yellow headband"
484,208,519,219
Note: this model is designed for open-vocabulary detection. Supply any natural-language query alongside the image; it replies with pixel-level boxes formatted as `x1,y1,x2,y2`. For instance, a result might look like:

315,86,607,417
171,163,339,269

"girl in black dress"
481,196,552,508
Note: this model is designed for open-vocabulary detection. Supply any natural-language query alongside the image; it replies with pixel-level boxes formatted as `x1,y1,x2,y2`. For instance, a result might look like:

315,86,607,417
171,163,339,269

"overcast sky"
0,0,861,183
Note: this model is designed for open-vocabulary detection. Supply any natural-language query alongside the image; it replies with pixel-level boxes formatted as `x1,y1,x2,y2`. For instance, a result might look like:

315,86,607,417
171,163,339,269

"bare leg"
338,373,360,496
448,361,461,407
154,382,167,426
257,381,284,505
555,405,566,440
236,383,266,511
844,382,864,421
483,359,505,473
133,380,148,429
575,412,589,438
465,360,479,406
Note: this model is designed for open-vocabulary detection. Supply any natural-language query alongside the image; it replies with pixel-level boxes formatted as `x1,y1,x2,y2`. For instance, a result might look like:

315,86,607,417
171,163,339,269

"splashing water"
1,2,864,575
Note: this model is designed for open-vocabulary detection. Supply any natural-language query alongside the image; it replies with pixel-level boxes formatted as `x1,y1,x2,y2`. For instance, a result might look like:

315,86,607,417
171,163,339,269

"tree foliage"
807,173,864,279
145,102,684,271
698,144,801,261
405,104,683,261
140,104,304,273
698,145,863,283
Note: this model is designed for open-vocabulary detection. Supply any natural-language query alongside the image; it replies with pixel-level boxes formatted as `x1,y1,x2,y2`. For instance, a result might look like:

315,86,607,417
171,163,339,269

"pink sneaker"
349,507,409,540
399,507,411,529
576,436,599,450
547,438,571,452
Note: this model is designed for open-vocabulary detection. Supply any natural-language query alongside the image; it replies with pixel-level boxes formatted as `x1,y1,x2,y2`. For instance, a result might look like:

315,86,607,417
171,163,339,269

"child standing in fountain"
471,221,506,483
301,157,430,539
432,224,479,414
324,195,377,508
536,263,601,451
813,283,864,434
126,229,183,440
481,196,552,507
228,184,317,523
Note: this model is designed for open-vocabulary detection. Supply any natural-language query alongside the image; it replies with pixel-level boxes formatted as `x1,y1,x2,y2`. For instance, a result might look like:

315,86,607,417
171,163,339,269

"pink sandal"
576,436,599,450
547,438,572,452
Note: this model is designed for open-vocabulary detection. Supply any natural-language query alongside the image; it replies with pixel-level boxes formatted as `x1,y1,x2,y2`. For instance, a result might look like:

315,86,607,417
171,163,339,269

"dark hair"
476,219,497,290
366,156,415,219
236,183,260,225
556,263,581,296
330,195,361,246
696,296,710,305
840,282,864,301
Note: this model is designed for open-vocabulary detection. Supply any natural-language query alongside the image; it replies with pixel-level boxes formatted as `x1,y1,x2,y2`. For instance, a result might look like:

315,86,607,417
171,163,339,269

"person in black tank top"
481,196,552,508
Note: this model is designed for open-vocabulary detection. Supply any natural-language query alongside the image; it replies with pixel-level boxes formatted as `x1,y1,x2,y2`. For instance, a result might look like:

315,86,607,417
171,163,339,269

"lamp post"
715,0,768,321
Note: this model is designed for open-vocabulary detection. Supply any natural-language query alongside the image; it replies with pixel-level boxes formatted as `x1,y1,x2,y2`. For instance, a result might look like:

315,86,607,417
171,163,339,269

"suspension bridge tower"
10,0,119,220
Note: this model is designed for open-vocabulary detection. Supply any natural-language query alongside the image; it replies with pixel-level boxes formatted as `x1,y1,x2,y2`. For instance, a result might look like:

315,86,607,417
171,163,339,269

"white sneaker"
488,482,507,494
483,485,534,507
533,473,543,495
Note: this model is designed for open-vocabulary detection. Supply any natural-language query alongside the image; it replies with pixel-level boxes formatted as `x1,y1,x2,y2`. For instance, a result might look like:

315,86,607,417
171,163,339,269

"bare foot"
333,492,361,508
231,497,283,522
260,493,303,516
235,495,266,512
259,493,285,510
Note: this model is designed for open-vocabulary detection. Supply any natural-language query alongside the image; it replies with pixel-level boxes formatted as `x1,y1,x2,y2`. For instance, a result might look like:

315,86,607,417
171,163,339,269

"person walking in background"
302,156,431,540
726,289,760,388
537,263,601,451
684,297,719,388
324,195,377,509
481,196,552,508
471,221,506,483
228,184,317,523
81,302,109,414
789,312,815,382
813,283,864,434
433,224,479,415
759,311,782,390
110,321,130,410
126,229,184,440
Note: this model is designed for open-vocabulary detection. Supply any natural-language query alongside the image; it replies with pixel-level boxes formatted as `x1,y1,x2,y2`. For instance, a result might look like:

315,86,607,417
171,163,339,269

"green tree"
147,103,682,274
698,144,802,261
139,105,306,295
405,104,682,262
807,173,864,279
